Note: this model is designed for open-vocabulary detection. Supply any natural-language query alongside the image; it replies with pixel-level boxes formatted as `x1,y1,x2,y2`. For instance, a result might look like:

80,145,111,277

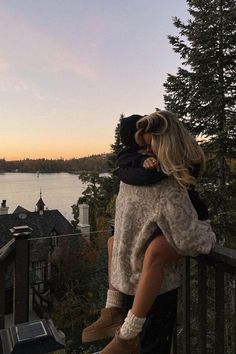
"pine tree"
106,113,125,196
164,5,236,348
107,113,124,171
164,0,236,188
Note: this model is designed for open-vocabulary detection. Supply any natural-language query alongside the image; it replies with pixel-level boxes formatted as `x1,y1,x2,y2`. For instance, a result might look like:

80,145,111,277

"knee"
145,237,180,267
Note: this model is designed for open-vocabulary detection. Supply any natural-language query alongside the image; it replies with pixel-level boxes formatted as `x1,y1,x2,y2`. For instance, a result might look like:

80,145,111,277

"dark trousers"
124,288,178,354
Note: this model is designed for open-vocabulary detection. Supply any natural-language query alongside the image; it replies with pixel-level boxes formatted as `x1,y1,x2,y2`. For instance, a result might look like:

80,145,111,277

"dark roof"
13,206,30,214
0,210,75,247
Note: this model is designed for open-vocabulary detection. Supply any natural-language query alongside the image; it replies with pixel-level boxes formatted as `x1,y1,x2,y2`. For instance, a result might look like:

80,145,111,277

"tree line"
0,154,110,174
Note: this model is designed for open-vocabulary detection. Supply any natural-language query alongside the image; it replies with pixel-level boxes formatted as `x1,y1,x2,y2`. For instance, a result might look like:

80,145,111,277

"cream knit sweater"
111,178,216,295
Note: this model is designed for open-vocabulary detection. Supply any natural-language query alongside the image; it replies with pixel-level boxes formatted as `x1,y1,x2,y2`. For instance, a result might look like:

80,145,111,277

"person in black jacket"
82,114,209,354
114,114,167,186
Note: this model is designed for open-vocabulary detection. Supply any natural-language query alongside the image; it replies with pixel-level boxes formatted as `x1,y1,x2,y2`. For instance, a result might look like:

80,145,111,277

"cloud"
0,7,97,80
0,6,99,101
0,75,61,102
50,46,96,80
0,76,42,98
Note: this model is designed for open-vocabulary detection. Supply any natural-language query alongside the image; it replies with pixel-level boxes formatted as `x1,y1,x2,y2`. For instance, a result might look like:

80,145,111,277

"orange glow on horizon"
1,137,112,161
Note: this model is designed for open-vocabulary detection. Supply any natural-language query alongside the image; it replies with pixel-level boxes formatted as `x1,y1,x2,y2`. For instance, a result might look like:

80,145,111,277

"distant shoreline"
0,170,110,175
0,154,110,175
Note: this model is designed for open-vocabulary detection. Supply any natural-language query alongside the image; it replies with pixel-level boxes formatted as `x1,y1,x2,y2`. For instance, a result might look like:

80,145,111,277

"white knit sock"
105,289,123,309
120,310,146,339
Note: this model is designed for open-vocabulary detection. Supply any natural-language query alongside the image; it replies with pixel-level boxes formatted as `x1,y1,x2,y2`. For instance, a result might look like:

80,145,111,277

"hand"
143,157,158,169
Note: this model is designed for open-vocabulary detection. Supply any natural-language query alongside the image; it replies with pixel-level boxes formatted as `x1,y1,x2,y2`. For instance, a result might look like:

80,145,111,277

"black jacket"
114,148,209,220
114,148,167,186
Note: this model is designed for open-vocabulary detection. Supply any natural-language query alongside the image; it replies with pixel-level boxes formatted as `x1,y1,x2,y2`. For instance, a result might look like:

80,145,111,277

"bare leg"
131,235,181,318
107,236,117,291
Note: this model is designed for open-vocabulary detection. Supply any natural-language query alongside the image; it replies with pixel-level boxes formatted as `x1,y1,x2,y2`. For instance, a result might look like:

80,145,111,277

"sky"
0,0,189,160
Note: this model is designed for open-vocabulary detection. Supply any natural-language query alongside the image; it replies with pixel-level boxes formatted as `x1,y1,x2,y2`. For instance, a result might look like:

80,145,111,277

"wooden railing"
174,244,236,354
1,230,236,353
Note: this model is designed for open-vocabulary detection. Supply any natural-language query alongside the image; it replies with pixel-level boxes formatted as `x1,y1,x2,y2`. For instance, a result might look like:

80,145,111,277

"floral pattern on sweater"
111,178,216,295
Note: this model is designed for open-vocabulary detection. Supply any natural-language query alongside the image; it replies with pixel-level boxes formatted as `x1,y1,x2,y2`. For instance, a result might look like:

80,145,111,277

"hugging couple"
82,110,216,354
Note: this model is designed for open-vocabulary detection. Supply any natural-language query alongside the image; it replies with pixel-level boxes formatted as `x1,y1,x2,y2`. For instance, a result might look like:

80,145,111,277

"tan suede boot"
101,329,140,354
82,307,125,343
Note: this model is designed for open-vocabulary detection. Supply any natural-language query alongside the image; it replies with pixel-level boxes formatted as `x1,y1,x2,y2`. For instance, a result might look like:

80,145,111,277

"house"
0,196,77,317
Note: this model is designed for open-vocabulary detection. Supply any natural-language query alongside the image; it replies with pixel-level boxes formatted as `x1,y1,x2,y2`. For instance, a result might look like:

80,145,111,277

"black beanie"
120,114,143,149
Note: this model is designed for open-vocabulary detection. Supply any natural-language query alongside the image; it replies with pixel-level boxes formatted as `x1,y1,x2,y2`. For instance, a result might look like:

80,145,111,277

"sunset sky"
0,1,188,160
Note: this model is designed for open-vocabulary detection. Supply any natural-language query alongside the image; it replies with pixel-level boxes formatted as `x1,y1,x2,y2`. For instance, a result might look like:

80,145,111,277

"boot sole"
82,323,121,343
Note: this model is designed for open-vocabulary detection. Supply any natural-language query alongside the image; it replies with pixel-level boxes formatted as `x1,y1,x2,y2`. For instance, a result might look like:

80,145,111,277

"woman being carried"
83,110,216,354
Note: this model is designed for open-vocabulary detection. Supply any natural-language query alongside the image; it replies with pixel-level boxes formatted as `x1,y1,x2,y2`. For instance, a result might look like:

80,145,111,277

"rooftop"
0,209,75,247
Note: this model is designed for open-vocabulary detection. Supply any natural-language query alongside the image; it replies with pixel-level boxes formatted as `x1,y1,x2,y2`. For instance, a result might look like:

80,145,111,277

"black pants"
124,288,178,354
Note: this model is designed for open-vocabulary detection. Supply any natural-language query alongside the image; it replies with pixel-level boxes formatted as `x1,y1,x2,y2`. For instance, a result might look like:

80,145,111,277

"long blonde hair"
135,110,206,187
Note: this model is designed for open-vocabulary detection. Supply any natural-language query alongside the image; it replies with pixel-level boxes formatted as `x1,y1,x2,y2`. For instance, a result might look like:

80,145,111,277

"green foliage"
107,114,124,170
72,114,125,233
164,0,236,186
198,177,236,243
50,236,109,353
106,114,125,195
164,0,236,240
72,172,116,234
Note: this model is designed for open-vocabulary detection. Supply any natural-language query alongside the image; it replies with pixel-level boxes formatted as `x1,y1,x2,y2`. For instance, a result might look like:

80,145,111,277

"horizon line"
0,153,110,162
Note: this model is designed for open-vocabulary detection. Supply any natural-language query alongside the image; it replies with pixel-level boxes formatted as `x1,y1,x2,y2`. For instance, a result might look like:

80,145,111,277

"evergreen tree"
107,113,124,195
107,114,124,170
163,0,236,242
164,0,236,188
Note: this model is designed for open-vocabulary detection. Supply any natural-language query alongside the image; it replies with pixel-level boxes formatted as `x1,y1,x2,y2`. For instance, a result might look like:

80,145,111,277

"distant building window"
31,261,46,283
51,236,59,247
50,230,59,247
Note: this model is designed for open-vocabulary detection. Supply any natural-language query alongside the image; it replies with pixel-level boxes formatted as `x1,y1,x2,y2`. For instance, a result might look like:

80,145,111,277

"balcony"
0,226,236,354
173,245,236,354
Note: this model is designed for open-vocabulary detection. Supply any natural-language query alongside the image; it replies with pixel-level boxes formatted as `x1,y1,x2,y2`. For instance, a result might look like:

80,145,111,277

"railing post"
234,278,236,354
0,263,5,329
183,257,191,354
11,226,32,325
215,263,225,354
198,259,207,354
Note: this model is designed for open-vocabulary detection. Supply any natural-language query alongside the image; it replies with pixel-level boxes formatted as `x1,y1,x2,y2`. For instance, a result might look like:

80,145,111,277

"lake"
0,173,86,221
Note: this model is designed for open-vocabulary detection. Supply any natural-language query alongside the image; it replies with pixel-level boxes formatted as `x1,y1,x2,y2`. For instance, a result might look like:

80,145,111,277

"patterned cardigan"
111,178,216,295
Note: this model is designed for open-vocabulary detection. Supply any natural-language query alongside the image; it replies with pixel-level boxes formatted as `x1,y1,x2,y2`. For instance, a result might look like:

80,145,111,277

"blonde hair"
135,110,206,187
